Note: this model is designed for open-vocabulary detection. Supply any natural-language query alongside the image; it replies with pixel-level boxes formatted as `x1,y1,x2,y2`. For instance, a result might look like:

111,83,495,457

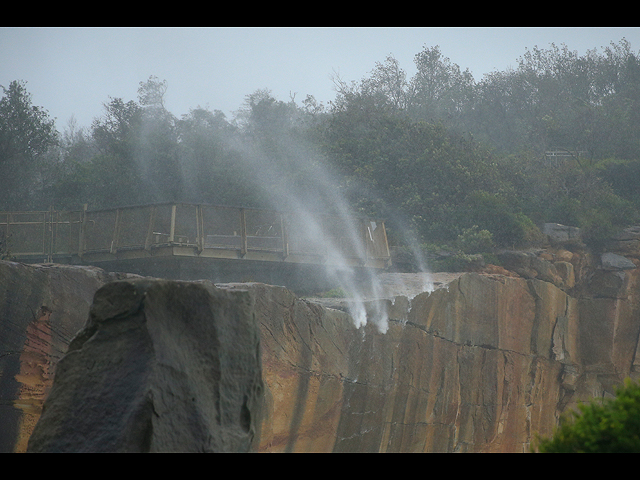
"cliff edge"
1,225,639,452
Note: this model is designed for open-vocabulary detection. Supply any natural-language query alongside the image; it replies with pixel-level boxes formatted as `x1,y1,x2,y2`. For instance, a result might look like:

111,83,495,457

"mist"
163,90,433,333
233,128,430,332
8,34,640,334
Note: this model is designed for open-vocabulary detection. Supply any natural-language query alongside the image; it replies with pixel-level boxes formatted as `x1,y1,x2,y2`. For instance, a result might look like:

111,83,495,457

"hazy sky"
2,27,639,129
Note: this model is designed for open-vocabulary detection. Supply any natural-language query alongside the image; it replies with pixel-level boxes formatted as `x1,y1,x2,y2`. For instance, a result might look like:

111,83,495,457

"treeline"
1,40,640,253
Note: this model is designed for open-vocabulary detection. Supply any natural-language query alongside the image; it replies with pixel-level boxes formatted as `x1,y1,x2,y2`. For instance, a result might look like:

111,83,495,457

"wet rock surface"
0,261,138,452
27,279,263,453
2,228,640,452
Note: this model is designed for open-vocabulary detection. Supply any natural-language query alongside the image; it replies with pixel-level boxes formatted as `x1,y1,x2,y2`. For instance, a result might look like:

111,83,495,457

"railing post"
78,204,88,258
280,213,289,259
196,205,204,253
110,208,121,254
169,204,177,243
145,205,157,251
239,208,247,257
46,206,54,262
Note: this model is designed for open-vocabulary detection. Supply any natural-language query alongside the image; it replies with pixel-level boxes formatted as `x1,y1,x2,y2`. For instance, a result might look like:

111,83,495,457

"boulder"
587,270,629,299
27,279,263,453
554,261,575,289
601,252,637,271
543,223,582,244
496,251,565,288
555,249,575,262
606,226,640,258
496,250,534,277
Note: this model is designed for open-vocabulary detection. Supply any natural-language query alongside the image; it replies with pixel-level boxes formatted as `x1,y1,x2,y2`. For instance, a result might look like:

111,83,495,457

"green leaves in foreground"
536,379,640,453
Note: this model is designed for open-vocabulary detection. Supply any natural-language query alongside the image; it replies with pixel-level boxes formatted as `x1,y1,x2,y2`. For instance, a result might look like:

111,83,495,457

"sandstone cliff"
247,267,640,452
0,261,138,453
26,279,263,453
1,224,639,452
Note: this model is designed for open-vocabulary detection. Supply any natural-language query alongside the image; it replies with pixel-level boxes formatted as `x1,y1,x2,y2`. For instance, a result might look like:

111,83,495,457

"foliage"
596,158,640,208
535,379,640,453
434,252,486,273
318,287,349,298
0,80,58,209
2,39,640,257
455,225,494,254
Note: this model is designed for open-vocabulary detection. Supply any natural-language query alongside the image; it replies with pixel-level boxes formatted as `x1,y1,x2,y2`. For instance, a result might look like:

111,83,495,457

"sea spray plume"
397,229,434,297
94,80,432,319
227,91,395,331
290,203,391,333
177,91,432,331
334,179,435,300
257,153,391,333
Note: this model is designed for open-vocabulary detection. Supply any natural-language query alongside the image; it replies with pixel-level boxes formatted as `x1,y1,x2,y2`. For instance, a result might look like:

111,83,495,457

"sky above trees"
2,27,639,128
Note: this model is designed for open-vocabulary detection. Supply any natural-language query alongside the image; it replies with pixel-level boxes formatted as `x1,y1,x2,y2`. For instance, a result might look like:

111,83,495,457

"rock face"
543,223,582,244
27,279,263,453
2,224,640,452
249,271,640,452
0,261,137,453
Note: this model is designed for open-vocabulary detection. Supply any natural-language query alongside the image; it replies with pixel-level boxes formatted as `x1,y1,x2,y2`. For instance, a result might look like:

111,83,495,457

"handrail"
0,203,391,268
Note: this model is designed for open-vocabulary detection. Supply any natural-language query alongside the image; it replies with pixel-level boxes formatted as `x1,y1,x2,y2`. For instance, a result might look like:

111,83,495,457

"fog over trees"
2,40,640,254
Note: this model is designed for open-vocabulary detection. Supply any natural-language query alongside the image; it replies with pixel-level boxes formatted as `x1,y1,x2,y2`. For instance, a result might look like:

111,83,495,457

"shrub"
462,191,543,248
535,379,640,453
320,287,349,298
455,225,494,254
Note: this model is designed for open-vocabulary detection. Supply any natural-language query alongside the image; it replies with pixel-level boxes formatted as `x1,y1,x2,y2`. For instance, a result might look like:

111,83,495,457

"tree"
0,80,58,209
408,46,475,129
233,89,330,211
176,107,256,206
470,40,640,159
359,55,411,110
135,77,182,203
91,96,142,160
536,379,640,453
87,77,184,206
137,75,167,111
321,86,514,245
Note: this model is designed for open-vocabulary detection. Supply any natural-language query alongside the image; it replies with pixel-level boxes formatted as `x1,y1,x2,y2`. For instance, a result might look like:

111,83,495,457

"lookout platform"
1,203,391,292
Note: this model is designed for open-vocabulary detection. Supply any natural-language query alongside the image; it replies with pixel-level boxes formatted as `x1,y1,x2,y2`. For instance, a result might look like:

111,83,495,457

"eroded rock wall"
27,279,263,453
0,261,137,452
2,222,640,452
252,271,638,452
246,275,583,452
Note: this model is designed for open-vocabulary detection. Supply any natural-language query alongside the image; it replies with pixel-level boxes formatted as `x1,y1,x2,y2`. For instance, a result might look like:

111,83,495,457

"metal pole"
47,206,54,262
280,213,289,259
110,208,121,254
145,205,157,251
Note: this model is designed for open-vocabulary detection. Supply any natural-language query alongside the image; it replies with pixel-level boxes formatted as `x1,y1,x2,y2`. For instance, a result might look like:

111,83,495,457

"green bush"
535,379,640,453
437,252,485,272
461,191,543,248
319,287,349,298
455,225,494,254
